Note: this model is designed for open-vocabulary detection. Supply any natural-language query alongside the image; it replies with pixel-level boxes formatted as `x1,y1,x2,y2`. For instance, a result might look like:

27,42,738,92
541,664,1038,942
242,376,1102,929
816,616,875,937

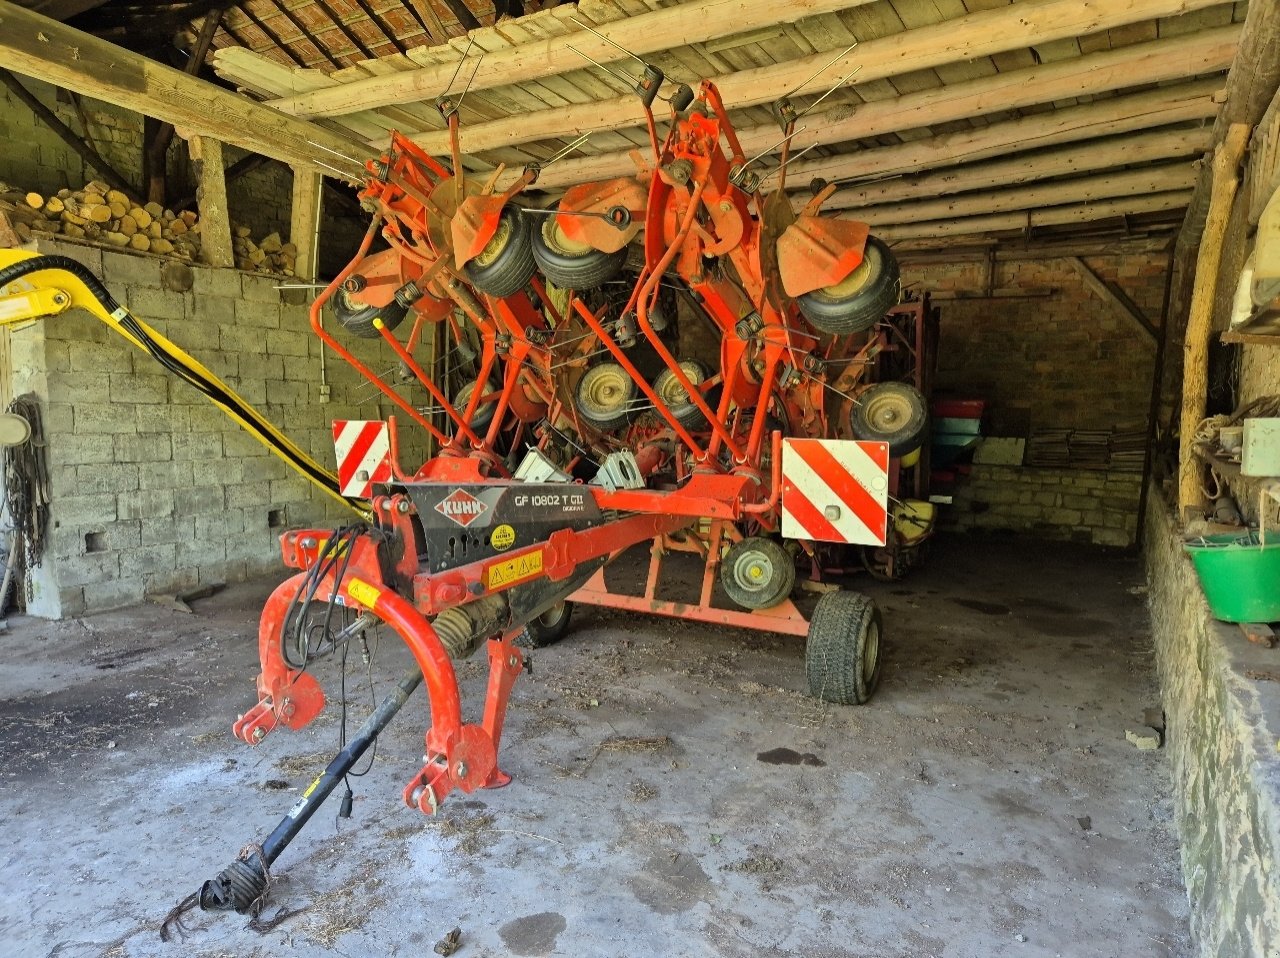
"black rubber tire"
805,590,882,705
849,381,927,458
454,379,496,430
531,205,629,290
331,287,407,340
797,235,900,335
575,362,638,432
464,205,536,298
720,537,795,611
515,601,574,648
653,359,710,429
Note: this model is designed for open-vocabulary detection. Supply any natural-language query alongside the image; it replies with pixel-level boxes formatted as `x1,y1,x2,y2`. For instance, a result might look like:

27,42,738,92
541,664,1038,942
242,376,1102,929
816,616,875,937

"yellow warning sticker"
346,577,381,609
490,524,516,551
302,774,322,799
486,550,544,590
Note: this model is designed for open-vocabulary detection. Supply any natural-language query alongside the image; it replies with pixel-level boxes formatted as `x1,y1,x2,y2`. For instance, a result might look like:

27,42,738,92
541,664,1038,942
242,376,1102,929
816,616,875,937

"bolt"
251,727,265,742
508,655,519,667
281,698,295,717
719,200,733,213
53,293,67,305
455,761,468,779
397,500,411,514
300,536,316,549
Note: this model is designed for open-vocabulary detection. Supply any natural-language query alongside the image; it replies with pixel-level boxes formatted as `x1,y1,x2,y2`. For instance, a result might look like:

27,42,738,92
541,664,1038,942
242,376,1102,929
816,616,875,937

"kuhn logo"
434,488,488,527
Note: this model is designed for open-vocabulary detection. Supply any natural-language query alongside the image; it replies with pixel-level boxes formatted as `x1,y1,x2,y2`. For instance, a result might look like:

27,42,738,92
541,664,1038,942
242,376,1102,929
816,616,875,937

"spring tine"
441,36,477,97
795,66,862,120
570,16,647,66
785,41,858,99
761,142,819,181
741,127,806,171
542,133,593,167
567,44,637,86
453,53,486,116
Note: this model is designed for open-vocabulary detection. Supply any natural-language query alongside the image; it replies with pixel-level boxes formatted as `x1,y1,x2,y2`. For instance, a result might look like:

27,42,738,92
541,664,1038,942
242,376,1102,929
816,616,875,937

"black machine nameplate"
405,482,603,574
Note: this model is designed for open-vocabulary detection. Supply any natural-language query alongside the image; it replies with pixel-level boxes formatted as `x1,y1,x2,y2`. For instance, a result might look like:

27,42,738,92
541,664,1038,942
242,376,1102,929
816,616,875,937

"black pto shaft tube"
194,667,423,915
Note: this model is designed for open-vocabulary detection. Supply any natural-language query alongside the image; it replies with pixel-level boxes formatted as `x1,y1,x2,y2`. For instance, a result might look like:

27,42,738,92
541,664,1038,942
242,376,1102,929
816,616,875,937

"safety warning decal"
781,438,890,546
332,420,392,498
486,550,543,590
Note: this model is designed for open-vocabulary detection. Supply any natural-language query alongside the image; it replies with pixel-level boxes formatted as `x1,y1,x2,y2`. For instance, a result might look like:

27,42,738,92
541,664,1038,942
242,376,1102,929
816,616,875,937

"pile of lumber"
1026,423,1149,472
0,180,297,275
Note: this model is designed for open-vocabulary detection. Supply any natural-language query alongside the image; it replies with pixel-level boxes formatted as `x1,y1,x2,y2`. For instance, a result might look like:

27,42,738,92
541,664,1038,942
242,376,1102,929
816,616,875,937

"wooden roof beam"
416,0,1234,160
785,80,1222,188
0,0,371,180
848,164,1196,227
263,0,885,118
872,192,1193,243
531,25,1237,191
824,127,1213,212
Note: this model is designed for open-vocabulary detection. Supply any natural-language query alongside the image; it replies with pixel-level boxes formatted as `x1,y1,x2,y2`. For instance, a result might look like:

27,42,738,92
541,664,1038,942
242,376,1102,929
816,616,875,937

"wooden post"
289,166,322,282
187,134,234,268
1177,123,1251,517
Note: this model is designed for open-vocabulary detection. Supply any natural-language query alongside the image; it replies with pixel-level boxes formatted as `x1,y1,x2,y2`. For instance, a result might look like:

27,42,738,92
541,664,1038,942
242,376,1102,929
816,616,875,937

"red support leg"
480,631,525,788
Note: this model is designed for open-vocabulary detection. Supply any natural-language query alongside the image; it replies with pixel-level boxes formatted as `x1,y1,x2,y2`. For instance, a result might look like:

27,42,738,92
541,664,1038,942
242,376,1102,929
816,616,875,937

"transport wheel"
454,379,496,430
653,359,710,428
331,287,406,339
805,590,883,705
575,362,637,431
516,601,574,648
849,381,927,457
464,205,537,298
797,235,900,335
531,205,628,290
721,537,796,610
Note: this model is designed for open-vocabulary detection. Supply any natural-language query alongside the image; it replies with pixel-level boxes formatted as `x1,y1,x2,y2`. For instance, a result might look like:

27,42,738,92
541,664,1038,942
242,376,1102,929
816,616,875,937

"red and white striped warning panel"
781,438,890,546
332,420,392,498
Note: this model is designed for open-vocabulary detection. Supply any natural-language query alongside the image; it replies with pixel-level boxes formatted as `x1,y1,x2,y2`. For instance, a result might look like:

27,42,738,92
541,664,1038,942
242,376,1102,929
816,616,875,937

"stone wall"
7,237,431,617
941,464,1142,547
1144,491,1280,957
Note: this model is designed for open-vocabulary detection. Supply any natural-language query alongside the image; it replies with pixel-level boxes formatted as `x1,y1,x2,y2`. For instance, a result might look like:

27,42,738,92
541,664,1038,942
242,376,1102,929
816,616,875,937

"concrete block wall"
8,237,431,617
1144,492,1280,957
941,464,1143,547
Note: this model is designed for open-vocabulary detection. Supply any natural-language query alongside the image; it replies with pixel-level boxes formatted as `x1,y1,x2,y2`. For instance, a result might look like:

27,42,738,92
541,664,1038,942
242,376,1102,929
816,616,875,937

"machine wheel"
653,359,710,428
849,381,927,457
331,287,406,339
516,601,573,648
464,205,536,298
797,235,900,335
805,590,882,705
575,362,638,431
531,205,628,290
454,379,496,430
721,537,795,610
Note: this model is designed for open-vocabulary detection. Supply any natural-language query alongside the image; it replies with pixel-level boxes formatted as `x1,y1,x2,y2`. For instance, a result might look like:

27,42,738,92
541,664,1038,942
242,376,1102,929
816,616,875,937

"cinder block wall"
8,237,431,617
941,464,1142,547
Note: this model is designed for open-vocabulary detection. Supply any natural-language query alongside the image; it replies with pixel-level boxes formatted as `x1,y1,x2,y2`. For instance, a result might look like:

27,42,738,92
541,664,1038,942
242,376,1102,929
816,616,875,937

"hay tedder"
0,53,937,923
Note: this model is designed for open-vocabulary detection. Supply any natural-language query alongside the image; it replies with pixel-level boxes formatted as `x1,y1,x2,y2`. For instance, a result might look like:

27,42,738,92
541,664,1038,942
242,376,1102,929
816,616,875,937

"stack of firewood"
0,179,298,275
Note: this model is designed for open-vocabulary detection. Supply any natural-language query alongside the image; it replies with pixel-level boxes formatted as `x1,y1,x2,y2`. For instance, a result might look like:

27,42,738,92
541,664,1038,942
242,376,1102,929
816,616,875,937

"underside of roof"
28,0,1258,250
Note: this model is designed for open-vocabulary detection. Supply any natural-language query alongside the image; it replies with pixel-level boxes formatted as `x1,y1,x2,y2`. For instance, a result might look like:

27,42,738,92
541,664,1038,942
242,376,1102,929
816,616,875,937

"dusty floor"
0,535,1189,958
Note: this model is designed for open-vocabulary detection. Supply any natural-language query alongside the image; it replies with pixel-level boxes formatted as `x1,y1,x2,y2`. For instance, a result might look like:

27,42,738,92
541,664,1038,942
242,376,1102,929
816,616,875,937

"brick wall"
942,464,1143,547
900,254,1166,435
8,237,431,617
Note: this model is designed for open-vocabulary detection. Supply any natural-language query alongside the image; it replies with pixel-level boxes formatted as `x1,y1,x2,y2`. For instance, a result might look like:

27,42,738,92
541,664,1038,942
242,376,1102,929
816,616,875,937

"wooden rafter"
532,26,1238,191
0,0,370,179
406,0,1231,159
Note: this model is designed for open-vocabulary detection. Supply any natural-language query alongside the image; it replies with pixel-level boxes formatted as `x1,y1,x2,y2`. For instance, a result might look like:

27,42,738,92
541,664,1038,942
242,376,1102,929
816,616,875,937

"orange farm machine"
0,56,938,925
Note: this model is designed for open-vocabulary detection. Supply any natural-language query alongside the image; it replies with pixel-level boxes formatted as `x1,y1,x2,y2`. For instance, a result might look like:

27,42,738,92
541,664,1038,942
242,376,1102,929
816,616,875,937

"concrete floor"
0,536,1189,958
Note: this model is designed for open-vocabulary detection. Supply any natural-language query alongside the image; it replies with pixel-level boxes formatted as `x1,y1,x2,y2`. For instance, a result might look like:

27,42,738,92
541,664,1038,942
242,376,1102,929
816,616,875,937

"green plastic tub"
1184,531,1280,623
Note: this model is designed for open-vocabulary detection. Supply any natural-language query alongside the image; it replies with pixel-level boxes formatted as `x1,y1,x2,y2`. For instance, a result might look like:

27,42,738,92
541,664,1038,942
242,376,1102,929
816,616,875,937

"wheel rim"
862,621,880,684
731,549,774,594
582,365,633,415
656,362,704,407
822,245,878,298
539,602,567,628
862,389,913,437
473,213,514,267
543,215,592,255
456,381,495,426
